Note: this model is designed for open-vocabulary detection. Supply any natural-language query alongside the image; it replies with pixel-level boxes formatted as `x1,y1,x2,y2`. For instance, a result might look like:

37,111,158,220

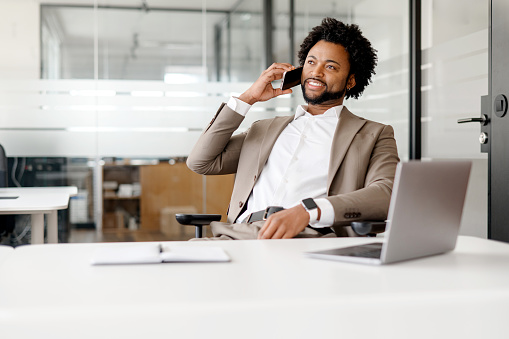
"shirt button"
254,175,257,181
239,201,243,208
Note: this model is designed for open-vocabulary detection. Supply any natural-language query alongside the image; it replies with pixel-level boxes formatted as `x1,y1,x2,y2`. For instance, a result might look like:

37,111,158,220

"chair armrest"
175,214,222,226
351,221,386,237
175,214,222,239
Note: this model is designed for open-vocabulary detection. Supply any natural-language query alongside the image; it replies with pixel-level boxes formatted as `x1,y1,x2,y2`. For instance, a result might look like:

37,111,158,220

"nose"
310,65,325,78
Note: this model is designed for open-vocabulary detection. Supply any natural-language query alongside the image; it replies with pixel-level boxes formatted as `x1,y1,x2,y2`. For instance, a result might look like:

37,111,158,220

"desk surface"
0,245,14,266
1,236,509,339
0,186,78,213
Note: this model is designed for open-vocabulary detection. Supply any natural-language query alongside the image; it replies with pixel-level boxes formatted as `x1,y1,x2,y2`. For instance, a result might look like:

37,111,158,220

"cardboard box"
160,206,198,239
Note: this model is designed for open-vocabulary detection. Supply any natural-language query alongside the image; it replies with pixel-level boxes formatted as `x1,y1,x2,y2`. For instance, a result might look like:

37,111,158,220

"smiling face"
301,40,356,110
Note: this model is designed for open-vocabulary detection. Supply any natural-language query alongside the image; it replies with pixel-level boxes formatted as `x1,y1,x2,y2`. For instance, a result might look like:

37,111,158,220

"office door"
489,0,509,241
455,0,509,242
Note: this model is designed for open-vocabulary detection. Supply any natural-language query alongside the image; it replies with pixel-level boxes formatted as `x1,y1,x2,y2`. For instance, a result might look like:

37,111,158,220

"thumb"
274,88,293,97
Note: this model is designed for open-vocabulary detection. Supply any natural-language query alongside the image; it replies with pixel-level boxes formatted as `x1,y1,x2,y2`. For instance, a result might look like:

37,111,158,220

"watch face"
302,198,317,210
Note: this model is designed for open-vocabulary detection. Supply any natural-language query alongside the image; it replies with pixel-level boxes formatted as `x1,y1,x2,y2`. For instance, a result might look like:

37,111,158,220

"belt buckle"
262,207,271,220
245,210,263,224
263,206,283,220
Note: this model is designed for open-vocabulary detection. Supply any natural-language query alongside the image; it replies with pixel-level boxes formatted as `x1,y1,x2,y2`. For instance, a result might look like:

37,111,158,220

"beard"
301,79,347,105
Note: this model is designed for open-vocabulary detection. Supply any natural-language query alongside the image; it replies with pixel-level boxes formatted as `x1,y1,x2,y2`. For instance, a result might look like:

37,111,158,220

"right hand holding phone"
238,63,295,105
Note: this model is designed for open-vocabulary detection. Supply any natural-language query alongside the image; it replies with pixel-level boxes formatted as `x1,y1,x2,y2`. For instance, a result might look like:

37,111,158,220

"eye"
307,60,315,65
326,65,336,70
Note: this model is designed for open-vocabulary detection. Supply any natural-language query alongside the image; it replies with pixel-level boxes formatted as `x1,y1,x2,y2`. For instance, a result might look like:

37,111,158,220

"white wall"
0,1,40,80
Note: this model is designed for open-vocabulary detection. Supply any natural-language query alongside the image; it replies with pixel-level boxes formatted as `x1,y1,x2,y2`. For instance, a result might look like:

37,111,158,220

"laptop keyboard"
332,243,383,259
347,247,382,258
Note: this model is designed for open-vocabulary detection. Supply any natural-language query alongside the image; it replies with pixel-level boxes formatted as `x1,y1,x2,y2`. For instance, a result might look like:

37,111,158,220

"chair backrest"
0,144,7,187
0,144,15,240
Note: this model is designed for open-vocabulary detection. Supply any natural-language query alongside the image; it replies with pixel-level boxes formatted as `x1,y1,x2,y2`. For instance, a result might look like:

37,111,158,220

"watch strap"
306,208,318,223
301,198,318,223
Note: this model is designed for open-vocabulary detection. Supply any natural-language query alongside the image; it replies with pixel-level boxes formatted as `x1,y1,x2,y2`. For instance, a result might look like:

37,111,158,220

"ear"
347,74,356,90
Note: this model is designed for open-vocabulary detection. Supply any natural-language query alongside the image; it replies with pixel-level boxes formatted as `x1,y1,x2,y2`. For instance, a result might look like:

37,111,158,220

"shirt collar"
294,104,343,120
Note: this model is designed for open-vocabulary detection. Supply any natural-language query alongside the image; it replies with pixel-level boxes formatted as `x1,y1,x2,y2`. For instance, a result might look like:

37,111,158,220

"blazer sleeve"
326,124,399,228
187,103,247,175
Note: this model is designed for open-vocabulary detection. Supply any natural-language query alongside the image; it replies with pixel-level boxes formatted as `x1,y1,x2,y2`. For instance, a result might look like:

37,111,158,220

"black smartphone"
280,67,303,90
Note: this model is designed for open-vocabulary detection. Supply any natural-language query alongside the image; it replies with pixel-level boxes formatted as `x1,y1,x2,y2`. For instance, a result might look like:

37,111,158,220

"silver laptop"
306,161,472,265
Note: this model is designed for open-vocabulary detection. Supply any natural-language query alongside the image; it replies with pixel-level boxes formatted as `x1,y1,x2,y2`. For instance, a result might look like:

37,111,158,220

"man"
187,18,399,240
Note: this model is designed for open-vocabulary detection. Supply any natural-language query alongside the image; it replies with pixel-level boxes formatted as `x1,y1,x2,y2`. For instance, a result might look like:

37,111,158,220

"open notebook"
91,243,230,265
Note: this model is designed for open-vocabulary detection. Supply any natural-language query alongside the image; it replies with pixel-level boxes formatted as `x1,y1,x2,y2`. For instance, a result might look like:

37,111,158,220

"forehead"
307,40,350,63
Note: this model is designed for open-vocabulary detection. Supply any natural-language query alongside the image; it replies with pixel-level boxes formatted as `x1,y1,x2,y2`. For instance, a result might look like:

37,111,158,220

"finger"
263,65,294,79
263,68,287,82
267,63,294,71
281,231,294,239
256,71,284,88
279,63,296,70
264,213,288,239
258,219,271,239
260,225,277,239
271,227,287,240
258,223,267,239
259,220,278,239
273,88,293,97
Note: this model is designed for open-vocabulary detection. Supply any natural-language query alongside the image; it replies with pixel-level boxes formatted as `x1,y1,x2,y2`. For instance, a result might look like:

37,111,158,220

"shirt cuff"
309,198,334,228
227,96,251,116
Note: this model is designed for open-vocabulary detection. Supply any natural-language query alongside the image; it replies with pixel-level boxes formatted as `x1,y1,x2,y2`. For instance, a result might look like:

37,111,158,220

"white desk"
0,186,78,244
1,236,509,339
0,245,14,266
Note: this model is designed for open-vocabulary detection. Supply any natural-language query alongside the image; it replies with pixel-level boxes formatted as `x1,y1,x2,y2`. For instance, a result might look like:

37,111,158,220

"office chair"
175,214,222,238
0,144,7,187
0,144,15,240
175,213,386,238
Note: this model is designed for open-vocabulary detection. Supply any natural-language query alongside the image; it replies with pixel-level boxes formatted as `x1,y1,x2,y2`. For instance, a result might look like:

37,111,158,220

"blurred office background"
0,0,487,244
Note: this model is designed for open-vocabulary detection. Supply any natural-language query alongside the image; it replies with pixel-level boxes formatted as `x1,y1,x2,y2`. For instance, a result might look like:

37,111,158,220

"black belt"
244,206,284,223
243,206,333,235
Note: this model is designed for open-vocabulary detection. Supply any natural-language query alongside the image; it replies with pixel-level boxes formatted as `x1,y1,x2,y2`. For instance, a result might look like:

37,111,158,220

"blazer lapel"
327,107,367,190
256,115,294,174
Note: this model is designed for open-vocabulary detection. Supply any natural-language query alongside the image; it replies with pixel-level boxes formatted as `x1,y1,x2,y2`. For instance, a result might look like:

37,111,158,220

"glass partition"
421,0,488,237
295,0,410,159
0,0,410,244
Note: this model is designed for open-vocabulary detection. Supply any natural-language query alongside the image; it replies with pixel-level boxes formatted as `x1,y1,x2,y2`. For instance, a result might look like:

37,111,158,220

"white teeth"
309,81,324,87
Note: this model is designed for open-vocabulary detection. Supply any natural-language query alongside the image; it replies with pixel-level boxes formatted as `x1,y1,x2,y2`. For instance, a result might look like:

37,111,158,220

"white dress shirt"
228,97,337,228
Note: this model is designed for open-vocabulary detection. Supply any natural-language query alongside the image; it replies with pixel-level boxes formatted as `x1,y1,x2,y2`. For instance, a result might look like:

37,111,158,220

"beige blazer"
187,103,400,236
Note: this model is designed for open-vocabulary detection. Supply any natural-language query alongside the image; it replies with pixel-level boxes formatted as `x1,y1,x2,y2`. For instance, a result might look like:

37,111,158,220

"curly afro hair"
298,17,377,100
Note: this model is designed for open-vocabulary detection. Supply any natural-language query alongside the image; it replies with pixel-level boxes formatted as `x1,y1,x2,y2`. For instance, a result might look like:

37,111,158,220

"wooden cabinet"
102,163,141,230
101,161,234,239
140,162,234,238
